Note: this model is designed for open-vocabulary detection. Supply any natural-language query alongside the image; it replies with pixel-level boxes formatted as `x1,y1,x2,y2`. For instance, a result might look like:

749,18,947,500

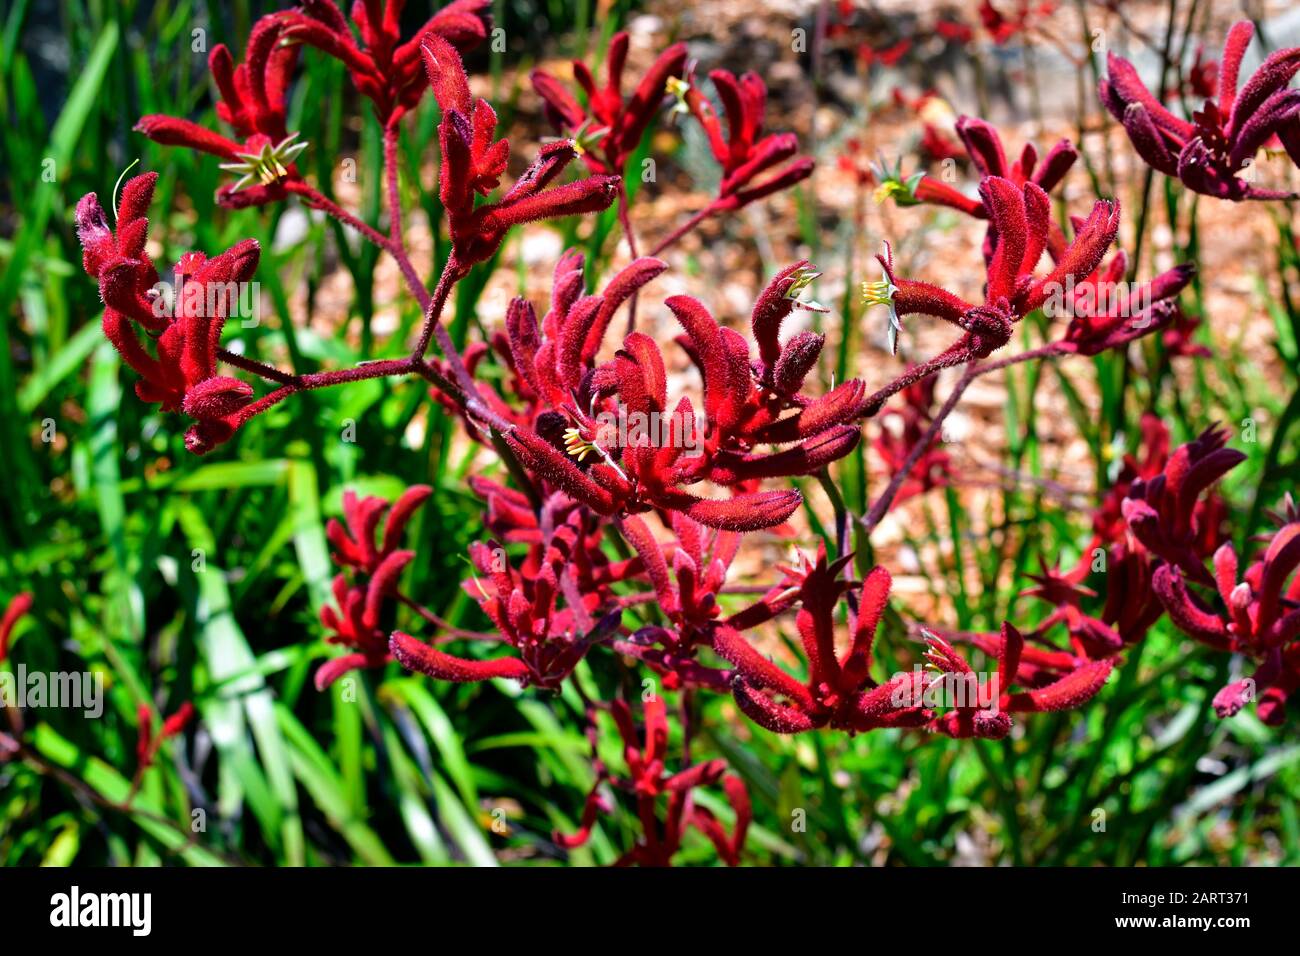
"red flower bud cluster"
555,696,750,867
136,701,196,771
1101,21,1300,201
425,35,619,274
75,172,263,453
676,67,815,212
531,31,687,178
317,486,432,690
499,260,862,532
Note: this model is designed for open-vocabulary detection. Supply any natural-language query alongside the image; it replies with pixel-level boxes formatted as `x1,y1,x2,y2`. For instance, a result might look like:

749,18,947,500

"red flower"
137,3,491,207
391,516,617,689
611,512,740,692
1121,424,1244,585
1100,21,1300,201
923,624,1114,739
137,15,306,207
531,32,687,177
316,486,431,690
978,1,1055,45
318,574,401,690
1056,252,1196,356
424,34,619,273
1018,561,1124,658
881,116,1078,233
75,172,263,453
1092,413,1171,546
554,696,750,866
676,68,814,213
0,592,33,663
493,249,667,420
1155,498,1300,724
136,701,196,770
713,549,930,734
327,486,432,576
861,184,1120,409
502,262,861,531
282,0,490,126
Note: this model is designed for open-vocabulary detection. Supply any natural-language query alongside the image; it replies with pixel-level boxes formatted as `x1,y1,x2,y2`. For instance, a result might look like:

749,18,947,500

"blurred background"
2,0,1299,866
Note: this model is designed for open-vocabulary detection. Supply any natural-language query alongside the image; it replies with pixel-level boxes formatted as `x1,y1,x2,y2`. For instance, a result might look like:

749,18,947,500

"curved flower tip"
0,592,34,663
314,652,382,692
1212,679,1255,719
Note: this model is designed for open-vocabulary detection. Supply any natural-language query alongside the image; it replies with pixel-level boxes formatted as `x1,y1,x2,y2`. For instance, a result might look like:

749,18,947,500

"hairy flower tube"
922,624,1115,739
877,116,1077,235
136,15,306,207
713,549,931,734
315,486,432,690
611,512,741,691
674,66,815,212
391,514,622,689
861,177,1119,401
281,0,490,126
423,33,620,275
1120,424,1244,586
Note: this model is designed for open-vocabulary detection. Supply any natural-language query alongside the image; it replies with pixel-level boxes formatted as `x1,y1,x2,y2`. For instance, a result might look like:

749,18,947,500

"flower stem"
383,120,433,311
861,344,1066,533
649,202,719,257
286,181,391,252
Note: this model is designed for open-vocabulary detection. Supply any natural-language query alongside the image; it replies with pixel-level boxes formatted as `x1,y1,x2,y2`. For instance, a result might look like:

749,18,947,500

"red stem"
862,343,1067,533
286,181,391,252
383,120,433,312
648,202,721,257
618,182,642,334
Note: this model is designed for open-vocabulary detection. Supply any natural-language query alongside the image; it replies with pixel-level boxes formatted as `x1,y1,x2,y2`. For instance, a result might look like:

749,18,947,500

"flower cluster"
75,172,264,453
555,696,750,866
317,486,431,690
425,34,620,275
532,31,687,178
1101,21,1300,201
135,701,196,771
500,259,863,533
